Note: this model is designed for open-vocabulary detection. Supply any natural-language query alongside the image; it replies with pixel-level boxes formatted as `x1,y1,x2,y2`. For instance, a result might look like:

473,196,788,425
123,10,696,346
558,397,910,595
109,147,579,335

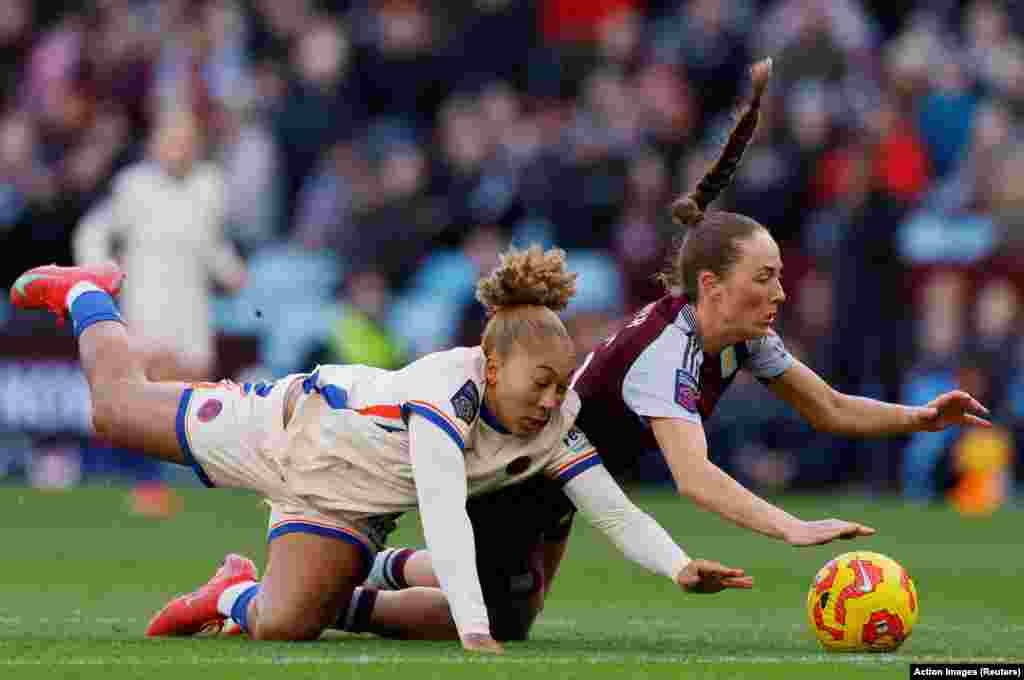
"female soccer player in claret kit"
11,245,762,654
353,58,990,642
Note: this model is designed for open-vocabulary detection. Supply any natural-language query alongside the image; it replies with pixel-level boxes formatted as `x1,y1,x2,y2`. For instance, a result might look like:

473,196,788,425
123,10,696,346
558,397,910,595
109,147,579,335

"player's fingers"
963,414,992,428
970,398,991,415
839,524,875,539
697,561,744,575
949,392,984,412
720,576,754,589
462,634,505,655
712,566,746,577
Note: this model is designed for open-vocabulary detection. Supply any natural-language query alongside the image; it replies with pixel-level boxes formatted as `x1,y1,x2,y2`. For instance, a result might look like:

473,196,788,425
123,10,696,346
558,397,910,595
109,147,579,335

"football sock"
335,586,379,632
66,283,123,338
217,581,259,633
365,547,415,590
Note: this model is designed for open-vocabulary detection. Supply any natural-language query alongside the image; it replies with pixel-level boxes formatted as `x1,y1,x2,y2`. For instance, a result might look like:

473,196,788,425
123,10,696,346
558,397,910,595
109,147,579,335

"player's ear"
698,270,719,299
485,353,500,386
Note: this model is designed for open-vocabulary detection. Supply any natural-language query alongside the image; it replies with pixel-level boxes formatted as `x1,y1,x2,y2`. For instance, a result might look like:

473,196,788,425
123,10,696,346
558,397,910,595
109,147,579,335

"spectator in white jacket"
73,108,247,381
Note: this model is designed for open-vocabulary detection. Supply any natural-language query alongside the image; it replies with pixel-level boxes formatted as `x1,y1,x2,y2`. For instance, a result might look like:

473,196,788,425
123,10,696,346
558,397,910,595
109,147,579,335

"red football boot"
146,554,258,637
9,262,124,324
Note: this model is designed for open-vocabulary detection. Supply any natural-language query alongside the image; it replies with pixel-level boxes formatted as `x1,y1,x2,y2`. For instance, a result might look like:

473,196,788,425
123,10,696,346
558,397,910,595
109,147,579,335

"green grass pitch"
0,485,1020,679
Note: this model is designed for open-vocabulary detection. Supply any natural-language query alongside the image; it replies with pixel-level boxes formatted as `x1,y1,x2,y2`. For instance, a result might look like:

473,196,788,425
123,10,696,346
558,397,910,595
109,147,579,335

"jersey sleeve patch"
562,427,589,455
450,380,480,425
674,369,700,414
547,426,601,484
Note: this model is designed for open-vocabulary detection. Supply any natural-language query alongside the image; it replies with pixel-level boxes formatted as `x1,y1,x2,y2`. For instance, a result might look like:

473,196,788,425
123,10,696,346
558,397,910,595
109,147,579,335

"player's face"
488,338,576,437
716,229,786,340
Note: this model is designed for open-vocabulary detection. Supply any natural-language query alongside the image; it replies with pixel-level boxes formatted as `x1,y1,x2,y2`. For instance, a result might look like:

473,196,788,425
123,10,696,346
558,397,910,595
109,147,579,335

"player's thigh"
92,378,191,466
252,531,368,640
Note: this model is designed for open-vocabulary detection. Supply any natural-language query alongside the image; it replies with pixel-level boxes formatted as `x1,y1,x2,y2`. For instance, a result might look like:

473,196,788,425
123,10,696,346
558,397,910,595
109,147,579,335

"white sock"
216,580,258,618
65,281,103,310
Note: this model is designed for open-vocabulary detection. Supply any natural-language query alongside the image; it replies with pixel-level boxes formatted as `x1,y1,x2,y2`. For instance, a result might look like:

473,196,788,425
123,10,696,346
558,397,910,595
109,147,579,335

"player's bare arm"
766,358,991,436
650,417,874,546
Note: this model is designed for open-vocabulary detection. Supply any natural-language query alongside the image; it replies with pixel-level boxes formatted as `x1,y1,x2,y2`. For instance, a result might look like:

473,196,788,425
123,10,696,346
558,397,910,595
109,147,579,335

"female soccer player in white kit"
11,246,754,654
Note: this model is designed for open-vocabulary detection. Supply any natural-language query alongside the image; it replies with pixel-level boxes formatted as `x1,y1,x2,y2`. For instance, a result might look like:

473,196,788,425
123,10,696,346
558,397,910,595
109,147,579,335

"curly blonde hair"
476,245,577,358
476,245,576,314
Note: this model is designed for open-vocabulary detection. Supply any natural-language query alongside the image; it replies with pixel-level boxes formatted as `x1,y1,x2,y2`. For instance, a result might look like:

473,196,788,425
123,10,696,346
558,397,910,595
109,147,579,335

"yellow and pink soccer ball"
806,551,919,652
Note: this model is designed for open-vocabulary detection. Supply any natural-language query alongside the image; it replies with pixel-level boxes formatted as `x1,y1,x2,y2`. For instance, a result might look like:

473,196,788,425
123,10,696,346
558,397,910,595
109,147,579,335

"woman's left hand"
911,390,991,432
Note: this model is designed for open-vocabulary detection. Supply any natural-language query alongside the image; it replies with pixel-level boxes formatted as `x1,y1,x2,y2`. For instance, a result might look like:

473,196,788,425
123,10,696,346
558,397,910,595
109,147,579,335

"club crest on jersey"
450,380,480,425
721,346,738,379
674,370,700,414
197,398,223,422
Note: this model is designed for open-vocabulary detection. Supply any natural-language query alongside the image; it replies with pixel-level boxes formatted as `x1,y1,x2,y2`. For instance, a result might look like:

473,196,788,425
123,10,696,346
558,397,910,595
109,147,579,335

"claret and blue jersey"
571,294,794,476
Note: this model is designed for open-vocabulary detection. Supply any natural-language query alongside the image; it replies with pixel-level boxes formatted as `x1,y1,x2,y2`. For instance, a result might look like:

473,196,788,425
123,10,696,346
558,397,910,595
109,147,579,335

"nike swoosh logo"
13,273,50,298
856,561,873,593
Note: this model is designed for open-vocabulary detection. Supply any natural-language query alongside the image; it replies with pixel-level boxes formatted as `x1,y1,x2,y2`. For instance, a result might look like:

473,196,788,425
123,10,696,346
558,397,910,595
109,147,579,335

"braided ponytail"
670,58,773,227
660,58,774,296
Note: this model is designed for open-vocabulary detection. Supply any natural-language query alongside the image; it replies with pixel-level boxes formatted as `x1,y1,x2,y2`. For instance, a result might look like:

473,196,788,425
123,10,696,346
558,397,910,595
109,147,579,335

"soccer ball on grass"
806,551,918,652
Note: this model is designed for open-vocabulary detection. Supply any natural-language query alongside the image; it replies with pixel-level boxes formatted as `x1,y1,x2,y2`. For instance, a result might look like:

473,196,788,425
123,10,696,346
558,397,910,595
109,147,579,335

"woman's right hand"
462,632,505,654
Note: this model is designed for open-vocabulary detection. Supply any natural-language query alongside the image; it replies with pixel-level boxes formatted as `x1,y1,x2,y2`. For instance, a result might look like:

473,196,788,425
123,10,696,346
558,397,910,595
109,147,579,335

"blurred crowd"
1,0,1022,504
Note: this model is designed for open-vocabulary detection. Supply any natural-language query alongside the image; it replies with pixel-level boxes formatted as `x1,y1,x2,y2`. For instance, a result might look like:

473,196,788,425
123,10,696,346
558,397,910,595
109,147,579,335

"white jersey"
181,346,691,640
275,347,599,517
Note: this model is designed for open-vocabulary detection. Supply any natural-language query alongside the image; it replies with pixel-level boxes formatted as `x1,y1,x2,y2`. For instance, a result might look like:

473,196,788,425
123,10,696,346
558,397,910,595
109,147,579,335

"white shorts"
175,376,382,570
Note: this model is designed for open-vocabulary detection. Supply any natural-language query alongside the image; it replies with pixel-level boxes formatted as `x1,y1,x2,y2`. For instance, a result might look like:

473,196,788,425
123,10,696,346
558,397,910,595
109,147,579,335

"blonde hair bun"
476,245,577,316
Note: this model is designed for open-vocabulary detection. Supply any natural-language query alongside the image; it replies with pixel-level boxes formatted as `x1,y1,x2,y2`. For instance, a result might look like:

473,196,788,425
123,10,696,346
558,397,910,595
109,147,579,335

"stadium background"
1,0,1022,509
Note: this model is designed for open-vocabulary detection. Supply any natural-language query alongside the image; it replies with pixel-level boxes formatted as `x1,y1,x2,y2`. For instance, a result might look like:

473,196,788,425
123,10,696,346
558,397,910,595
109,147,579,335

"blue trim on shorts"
175,387,216,488
266,522,371,581
401,403,465,451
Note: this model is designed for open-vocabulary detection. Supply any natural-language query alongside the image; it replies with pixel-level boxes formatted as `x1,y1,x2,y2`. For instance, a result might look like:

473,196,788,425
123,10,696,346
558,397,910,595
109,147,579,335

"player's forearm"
416,498,490,637
825,393,916,437
408,418,490,638
565,466,690,580
675,457,799,541
596,507,691,580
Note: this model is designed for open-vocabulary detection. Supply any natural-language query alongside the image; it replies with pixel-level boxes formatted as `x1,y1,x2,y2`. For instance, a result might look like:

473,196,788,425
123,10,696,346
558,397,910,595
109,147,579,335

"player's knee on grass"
248,597,336,641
